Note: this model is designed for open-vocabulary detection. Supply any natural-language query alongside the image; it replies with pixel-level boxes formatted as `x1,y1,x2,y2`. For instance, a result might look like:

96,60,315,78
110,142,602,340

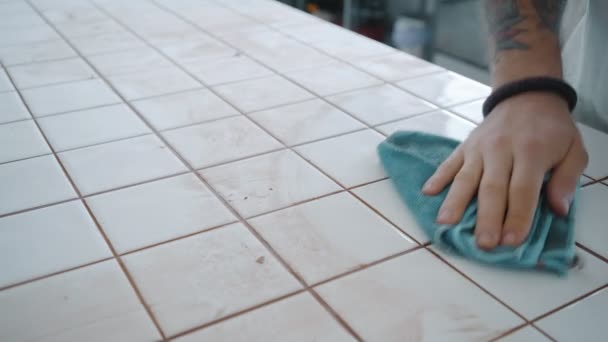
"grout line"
487,322,530,342
576,243,608,264
529,283,608,323
531,323,559,342
2,54,80,68
0,151,53,167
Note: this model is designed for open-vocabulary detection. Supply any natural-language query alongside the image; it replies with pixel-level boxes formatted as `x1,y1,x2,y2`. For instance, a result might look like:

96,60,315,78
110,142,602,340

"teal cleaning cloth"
378,131,577,275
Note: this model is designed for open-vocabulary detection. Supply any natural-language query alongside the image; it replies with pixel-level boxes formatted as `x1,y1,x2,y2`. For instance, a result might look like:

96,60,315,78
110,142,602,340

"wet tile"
159,37,236,65
213,75,313,113
352,179,428,243
21,78,121,117
376,110,475,142
295,130,386,188
0,68,14,92
87,173,235,253
448,99,485,124
578,123,608,179
200,150,340,217
353,53,444,81
249,99,365,146
107,66,201,101
285,62,382,96
38,104,150,151
0,91,30,124
0,155,76,215
88,47,172,76
59,134,187,195
250,192,414,284
0,201,111,288
163,116,282,169
397,71,491,107
316,249,523,341
0,25,59,47
535,288,608,342
327,84,437,125
176,293,354,342
69,30,146,56
0,40,76,66
123,223,301,336
434,247,608,319
8,58,96,89
574,184,608,258
496,326,550,342
0,120,50,163
132,88,238,131
0,260,161,342
184,53,273,86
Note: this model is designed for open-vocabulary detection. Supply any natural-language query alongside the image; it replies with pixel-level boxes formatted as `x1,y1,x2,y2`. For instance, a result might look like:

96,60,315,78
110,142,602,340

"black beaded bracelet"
482,77,578,117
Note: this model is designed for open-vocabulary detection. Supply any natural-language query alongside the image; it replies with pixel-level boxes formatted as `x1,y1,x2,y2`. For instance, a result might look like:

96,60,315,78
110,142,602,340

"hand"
422,92,588,250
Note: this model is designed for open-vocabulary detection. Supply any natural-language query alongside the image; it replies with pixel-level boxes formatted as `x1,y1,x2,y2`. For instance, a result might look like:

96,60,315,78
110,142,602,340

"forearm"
484,0,566,87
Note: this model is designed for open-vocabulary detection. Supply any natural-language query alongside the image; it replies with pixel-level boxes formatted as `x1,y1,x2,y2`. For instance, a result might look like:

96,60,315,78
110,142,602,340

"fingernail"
502,233,516,245
436,208,452,223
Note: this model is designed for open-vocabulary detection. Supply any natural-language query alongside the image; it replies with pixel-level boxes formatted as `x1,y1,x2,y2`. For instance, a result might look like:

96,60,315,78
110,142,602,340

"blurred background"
280,0,490,84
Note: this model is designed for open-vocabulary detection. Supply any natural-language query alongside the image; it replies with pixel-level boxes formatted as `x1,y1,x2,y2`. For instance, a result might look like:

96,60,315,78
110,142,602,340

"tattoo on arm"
485,0,529,52
532,0,566,33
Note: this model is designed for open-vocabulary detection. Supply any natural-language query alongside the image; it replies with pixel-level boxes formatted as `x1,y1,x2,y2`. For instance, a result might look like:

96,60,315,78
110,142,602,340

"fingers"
474,152,513,250
423,146,464,195
547,134,589,215
436,153,482,225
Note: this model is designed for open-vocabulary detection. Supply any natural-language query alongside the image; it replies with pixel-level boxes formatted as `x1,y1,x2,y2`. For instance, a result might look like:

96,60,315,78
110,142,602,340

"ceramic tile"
0,68,14,92
0,119,50,163
0,40,76,66
107,66,201,101
213,75,314,113
0,201,111,288
0,260,161,342
313,35,396,61
448,99,485,124
574,184,608,258
0,91,30,124
578,123,608,179
184,53,273,86
536,288,608,342
496,326,550,342
316,249,523,341
580,175,594,185
69,30,146,56
285,62,382,96
353,52,444,81
59,134,187,195
87,173,235,253
295,130,386,188
54,19,125,38
326,84,437,126
434,247,608,319
0,25,59,47
123,223,301,336
377,110,476,142
250,192,414,284
159,37,236,65
88,47,172,76
279,22,360,45
175,293,354,342
132,88,238,131
8,58,97,89
21,78,121,117
0,155,76,215
163,116,282,169
142,28,211,47
38,104,150,151
200,150,340,217
249,99,365,146
352,179,428,243
0,13,44,30
397,71,491,107
41,4,107,24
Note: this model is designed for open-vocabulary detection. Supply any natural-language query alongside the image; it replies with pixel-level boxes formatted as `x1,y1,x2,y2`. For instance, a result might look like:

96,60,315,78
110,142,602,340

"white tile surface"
213,75,314,113
0,25,59,47
38,104,150,151
285,62,382,96
88,48,172,76
21,78,121,117
496,326,550,342
574,184,608,258
313,35,396,61
578,123,608,179
8,58,97,89
132,88,238,131
0,155,76,216
397,71,491,107
123,223,301,336
250,192,414,284
0,260,161,342
107,66,201,100
296,130,386,188
69,30,146,56
0,40,76,66
184,53,273,86
59,134,187,195
327,84,437,126
176,293,355,342
163,116,282,169
536,288,608,342
316,249,523,341
0,91,30,124
0,120,50,163
54,19,124,38
449,99,485,124
201,150,340,217
0,201,111,288
0,68,14,92
377,110,475,142
159,37,236,65
250,99,365,146
353,53,444,81
87,173,235,253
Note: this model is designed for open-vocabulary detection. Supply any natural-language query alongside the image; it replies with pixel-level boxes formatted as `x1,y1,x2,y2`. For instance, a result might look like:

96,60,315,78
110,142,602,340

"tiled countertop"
1,0,607,341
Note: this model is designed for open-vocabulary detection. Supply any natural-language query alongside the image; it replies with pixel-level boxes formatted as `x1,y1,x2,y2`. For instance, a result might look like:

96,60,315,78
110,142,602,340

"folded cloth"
378,131,577,275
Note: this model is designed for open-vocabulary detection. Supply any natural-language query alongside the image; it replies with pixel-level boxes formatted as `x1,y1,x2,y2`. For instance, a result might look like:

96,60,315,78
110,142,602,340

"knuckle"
487,134,510,149
454,170,478,186
480,180,507,194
